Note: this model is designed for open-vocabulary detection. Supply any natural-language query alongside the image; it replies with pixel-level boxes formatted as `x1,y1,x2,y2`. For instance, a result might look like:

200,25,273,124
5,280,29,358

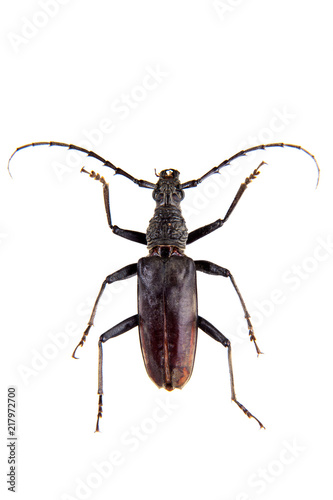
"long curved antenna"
7,141,156,188
181,143,320,189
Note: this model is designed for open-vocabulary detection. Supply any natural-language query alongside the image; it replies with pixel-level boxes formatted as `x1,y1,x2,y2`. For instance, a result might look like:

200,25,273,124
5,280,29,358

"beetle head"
153,169,184,208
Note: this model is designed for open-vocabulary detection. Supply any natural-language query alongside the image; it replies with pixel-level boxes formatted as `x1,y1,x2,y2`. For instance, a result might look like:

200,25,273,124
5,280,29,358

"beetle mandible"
8,141,319,431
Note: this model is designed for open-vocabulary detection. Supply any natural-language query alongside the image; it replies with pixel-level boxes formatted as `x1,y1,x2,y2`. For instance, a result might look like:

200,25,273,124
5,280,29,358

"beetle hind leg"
227,342,265,429
95,314,139,432
198,316,264,429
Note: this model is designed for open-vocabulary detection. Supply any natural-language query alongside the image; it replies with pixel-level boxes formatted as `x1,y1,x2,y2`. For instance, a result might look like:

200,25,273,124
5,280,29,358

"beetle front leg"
195,260,262,355
72,263,138,358
198,316,264,429
187,162,265,245
96,314,139,432
81,168,147,245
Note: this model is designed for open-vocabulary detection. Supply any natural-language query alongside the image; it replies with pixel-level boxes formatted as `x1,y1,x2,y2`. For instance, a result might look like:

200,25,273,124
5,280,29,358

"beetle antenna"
181,143,320,189
154,169,160,177
7,141,155,189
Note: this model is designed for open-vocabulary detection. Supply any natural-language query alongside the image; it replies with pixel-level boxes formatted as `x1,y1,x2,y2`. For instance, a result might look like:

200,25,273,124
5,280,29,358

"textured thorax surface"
146,207,188,250
146,169,188,250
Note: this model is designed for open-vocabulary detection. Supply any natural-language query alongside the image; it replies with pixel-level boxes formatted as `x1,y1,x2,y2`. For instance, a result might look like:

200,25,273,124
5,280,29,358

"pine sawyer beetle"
8,141,319,431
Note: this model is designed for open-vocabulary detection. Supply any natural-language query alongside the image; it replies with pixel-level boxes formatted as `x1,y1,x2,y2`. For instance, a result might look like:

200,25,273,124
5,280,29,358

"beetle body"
8,140,319,431
138,249,197,391
138,171,197,390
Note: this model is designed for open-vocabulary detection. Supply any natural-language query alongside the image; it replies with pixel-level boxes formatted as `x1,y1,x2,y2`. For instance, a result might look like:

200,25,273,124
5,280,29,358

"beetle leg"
96,314,139,432
195,260,262,355
72,263,137,358
187,162,265,245
111,226,147,245
80,167,147,244
197,316,264,429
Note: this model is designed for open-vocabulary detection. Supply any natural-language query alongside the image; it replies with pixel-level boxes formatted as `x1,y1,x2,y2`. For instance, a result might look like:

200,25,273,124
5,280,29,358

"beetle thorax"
146,169,188,250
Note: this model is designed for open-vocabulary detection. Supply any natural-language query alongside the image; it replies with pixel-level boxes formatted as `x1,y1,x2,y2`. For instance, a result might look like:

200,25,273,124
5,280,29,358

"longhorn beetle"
8,141,319,431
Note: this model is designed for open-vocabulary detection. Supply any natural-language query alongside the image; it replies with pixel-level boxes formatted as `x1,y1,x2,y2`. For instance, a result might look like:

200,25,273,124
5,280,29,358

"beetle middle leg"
72,263,138,358
195,260,262,355
96,314,139,432
197,316,264,429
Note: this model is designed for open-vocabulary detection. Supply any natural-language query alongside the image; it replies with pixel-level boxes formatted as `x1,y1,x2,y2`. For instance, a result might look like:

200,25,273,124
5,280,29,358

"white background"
1,1,332,499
